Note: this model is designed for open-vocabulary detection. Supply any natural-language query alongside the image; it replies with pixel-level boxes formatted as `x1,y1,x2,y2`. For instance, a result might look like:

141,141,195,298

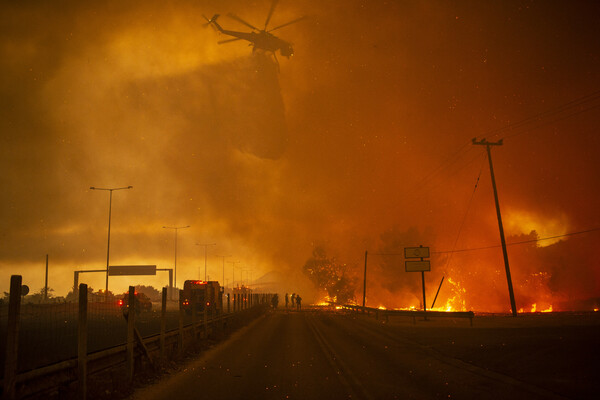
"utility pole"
472,138,517,317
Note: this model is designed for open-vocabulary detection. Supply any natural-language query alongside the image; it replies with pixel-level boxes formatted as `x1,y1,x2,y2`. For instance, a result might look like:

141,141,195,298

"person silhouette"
285,293,289,308
296,294,302,310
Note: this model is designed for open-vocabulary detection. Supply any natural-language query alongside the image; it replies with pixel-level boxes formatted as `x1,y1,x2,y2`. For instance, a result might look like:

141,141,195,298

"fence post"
227,293,230,314
160,287,166,360
3,275,22,400
178,289,184,355
126,286,135,384
192,305,197,340
78,283,88,400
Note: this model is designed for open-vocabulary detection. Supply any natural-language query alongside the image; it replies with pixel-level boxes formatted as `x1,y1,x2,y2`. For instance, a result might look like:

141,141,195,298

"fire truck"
180,280,222,315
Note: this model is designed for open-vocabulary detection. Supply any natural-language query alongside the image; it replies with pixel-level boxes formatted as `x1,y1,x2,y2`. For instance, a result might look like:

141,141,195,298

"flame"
528,303,553,313
437,277,466,311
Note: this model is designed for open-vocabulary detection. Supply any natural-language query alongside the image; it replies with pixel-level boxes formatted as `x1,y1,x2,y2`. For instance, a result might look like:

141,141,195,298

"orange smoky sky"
0,0,599,311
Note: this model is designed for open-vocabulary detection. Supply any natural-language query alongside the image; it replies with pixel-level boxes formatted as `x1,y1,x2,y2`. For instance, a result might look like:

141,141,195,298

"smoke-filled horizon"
1,0,599,311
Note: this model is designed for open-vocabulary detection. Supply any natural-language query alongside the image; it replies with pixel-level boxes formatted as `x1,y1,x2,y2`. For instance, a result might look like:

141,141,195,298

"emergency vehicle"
180,280,222,315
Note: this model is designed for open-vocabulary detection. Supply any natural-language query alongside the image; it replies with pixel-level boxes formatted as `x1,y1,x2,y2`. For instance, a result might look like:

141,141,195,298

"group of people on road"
270,292,303,310
285,292,302,310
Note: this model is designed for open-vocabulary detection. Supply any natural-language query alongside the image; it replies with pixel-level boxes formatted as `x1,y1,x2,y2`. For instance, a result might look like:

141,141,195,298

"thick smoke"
1,1,599,309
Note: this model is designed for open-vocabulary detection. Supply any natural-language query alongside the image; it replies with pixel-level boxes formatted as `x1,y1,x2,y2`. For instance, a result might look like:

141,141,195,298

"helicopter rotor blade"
227,13,259,31
264,0,279,30
268,15,307,32
218,37,243,44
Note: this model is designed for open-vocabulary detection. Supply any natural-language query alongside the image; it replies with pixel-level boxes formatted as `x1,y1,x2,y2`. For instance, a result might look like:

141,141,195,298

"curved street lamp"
90,185,133,299
196,242,216,281
163,225,190,291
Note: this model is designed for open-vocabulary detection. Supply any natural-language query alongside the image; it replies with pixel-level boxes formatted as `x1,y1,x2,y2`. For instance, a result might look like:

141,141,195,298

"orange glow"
0,1,598,314
505,209,568,247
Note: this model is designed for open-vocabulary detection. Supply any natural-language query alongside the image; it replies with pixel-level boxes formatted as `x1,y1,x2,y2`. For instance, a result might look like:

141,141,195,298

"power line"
441,157,485,272
488,89,600,140
369,227,600,257
432,227,600,255
503,102,600,140
415,89,600,192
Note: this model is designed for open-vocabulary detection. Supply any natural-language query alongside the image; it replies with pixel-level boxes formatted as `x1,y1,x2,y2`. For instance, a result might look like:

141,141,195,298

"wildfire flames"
311,225,599,314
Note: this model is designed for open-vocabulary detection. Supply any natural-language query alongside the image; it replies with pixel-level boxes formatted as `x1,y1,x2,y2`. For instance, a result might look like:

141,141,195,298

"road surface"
130,308,593,399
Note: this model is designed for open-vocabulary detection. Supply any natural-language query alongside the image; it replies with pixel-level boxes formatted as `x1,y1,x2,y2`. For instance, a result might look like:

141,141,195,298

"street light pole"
216,255,231,287
228,260,240,288
196,243,216,281
90,186,133,300
163,225,190,293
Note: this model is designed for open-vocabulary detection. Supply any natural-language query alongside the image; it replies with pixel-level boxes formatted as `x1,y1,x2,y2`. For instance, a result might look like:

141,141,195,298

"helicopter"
204,0,305,59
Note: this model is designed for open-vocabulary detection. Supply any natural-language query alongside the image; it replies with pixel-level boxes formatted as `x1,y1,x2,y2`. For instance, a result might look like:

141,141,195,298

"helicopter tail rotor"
203,14,224,33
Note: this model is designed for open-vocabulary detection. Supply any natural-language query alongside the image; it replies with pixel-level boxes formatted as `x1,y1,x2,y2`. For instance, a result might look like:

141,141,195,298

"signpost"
404,246,430,316
73,266,172,298
108,265,157,276
404,260,430,272
404,247,430,259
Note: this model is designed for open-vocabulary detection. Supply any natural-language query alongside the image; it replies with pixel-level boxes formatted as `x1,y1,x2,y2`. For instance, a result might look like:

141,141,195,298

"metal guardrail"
1,277,275,400
0,307,265,399
341,304,474,326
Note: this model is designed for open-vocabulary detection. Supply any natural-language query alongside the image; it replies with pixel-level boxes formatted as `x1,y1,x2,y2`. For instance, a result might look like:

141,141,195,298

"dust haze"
1,0,599,311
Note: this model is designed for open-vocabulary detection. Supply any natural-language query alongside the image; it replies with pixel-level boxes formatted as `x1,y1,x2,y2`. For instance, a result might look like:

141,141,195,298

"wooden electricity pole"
472,138,517,317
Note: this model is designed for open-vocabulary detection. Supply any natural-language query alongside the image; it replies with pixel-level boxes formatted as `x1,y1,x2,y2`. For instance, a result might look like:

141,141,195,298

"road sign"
21,285,30,296
405,260,431,272
404,247,430,259
109,265,157,276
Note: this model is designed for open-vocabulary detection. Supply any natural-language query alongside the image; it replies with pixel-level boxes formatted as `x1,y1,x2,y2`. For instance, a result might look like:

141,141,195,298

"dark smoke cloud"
1,1,599,309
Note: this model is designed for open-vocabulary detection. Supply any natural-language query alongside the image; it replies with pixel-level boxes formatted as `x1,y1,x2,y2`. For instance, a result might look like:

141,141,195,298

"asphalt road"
129,308,591,400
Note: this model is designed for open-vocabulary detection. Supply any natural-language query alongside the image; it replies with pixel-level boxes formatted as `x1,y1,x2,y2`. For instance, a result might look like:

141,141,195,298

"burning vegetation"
302,246,357,304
